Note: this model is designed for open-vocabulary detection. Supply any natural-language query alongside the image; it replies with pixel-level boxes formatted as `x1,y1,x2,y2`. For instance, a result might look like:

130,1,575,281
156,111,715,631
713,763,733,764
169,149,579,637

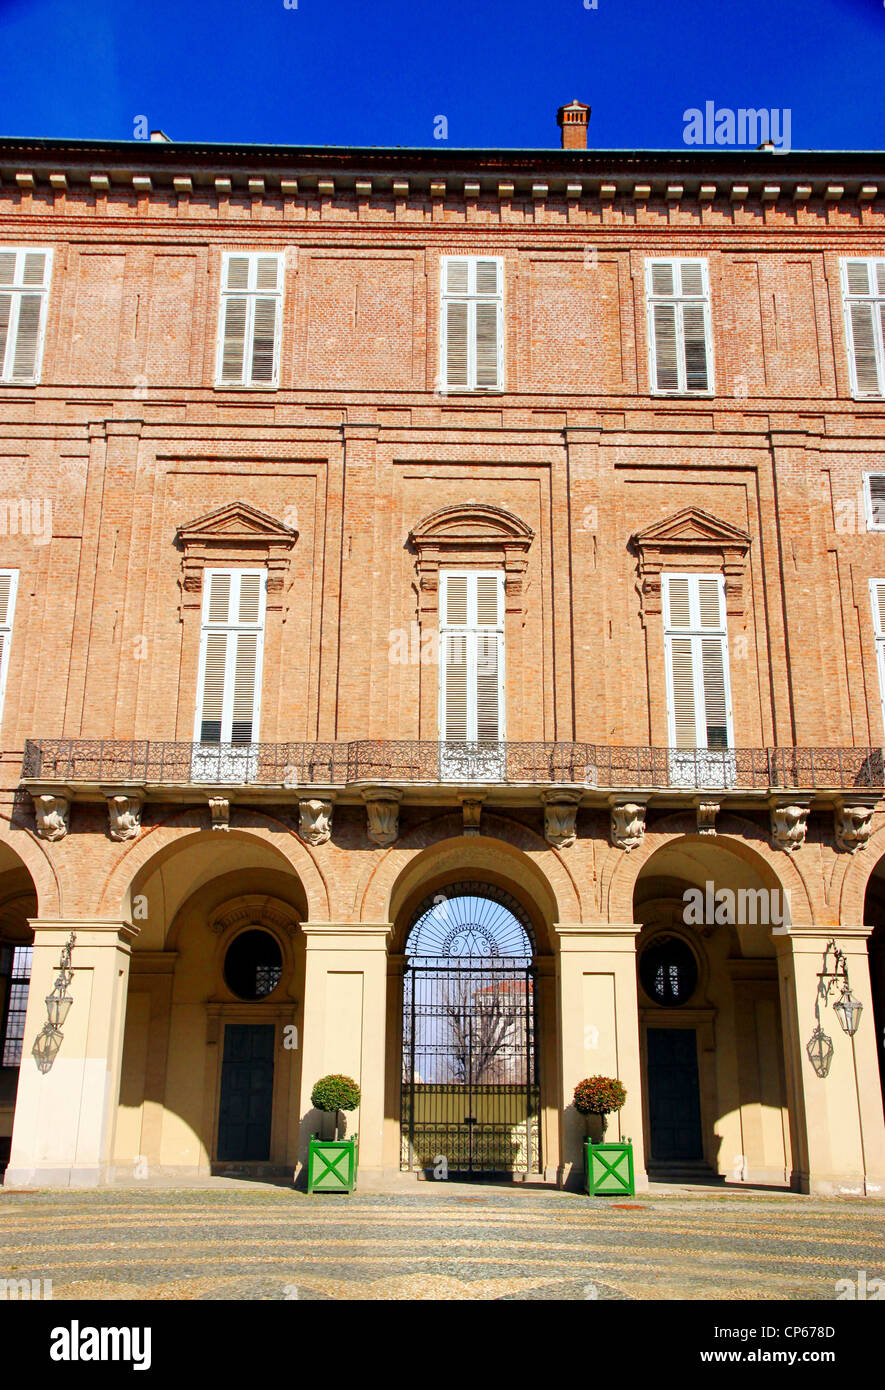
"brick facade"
0,131,884,1192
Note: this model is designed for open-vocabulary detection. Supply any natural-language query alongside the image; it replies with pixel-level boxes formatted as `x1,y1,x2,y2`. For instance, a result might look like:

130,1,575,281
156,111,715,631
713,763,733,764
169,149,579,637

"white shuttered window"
439,571,505,742
870,580,885,739
664,574,732,750
194,570,266,746
216,253,283,388
0,570,19,733
842,260,885,398
864,473,885,530
646,258,713,395
0,249,52,385
440,257,503,391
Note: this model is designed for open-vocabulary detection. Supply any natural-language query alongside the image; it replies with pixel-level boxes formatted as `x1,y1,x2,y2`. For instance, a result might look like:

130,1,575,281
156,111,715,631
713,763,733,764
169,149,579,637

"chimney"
557,100,591,150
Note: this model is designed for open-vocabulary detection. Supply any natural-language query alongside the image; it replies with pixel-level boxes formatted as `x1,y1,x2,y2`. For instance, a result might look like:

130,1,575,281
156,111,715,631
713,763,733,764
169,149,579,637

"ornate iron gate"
401,957,540,1174
400,885,541,1176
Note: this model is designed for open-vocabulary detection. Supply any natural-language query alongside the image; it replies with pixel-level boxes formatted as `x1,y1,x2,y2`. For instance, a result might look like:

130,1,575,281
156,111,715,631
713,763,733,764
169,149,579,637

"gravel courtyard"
1,1183,882,1301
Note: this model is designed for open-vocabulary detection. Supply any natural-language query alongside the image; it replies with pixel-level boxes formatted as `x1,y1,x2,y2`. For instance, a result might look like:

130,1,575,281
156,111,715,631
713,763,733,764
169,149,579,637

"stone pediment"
177,501,298,547
176,502,297,596
631,507,751,618
632,507,750,552
410,503,534,549
409,503,534,611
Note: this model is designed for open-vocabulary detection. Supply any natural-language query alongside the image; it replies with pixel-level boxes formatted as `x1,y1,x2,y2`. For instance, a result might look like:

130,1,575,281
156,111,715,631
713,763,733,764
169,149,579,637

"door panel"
217,1023,275,1161
647,1027,703,1161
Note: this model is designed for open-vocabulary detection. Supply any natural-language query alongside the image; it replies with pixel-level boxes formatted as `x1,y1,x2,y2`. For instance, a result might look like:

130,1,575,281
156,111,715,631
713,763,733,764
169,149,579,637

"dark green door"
217,1024,275,1161
647,1027,703,1161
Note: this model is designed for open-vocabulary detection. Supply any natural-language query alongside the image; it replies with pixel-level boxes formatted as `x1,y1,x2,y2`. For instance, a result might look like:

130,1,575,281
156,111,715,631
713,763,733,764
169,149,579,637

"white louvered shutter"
664,574,732,750
842,260,885,398
870,580,885,740
439,571,504,741
217,253,282,387
647,259,712,395
0,250,52,384
441,257,502,390
0,570,19,734
867,474,885,530
195,570,266,745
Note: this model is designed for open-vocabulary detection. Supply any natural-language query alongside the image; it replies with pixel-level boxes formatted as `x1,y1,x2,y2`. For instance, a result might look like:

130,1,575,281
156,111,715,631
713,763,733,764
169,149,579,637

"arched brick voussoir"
355,809,584,939
0,813,62,916
603,812,816,926
95,808,331,921
836,820,885,925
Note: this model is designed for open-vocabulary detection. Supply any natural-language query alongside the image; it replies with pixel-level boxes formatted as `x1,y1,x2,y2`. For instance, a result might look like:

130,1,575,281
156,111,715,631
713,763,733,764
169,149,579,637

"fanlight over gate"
401,883,540,1176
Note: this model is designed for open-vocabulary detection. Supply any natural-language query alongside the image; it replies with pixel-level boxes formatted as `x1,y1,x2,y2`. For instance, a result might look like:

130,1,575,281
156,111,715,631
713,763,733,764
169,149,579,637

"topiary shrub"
573,1076,627,1115
311,1074,361,1138
311,1074,361,1113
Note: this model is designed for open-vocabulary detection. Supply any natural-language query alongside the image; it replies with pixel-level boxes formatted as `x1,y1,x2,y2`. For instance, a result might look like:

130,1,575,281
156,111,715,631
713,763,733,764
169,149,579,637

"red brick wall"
0,173,884,777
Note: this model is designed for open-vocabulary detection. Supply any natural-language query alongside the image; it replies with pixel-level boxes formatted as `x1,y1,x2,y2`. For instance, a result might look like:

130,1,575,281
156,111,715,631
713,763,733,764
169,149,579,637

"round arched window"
223,929,282,1001
640,935,698,1007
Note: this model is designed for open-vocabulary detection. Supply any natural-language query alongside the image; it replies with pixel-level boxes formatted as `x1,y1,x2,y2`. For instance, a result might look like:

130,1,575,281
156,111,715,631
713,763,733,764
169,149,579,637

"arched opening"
633,836,792,1187
114,831,308,1179
862,859,885,1114
0,843,38,1179
400,881,540,1178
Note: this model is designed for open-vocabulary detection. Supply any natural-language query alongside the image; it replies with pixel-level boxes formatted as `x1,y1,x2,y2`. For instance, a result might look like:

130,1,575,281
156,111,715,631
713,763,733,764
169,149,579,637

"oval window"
223,929,282,1001
640,935,698,1007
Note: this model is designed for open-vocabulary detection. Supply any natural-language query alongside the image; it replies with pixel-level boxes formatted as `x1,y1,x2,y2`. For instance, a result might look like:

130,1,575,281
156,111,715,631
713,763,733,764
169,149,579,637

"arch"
356,810,582,946
835,821,885,925
96,809,331,923
604,812,814,926
0,814,61,917
404,881,536,958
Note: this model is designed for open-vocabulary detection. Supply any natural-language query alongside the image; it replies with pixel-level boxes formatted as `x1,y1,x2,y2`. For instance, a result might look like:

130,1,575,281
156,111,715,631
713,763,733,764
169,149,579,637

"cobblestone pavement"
1,1183,882,1301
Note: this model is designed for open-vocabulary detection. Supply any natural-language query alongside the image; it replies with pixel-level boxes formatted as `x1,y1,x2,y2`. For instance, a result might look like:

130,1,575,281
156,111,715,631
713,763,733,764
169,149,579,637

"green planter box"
307,1134,358,1193
584,1138,635,1196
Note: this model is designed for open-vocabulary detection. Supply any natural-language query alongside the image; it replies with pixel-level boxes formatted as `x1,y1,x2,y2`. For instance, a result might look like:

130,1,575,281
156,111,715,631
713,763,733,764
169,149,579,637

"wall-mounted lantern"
806,939,863,1079
32,932,75,1075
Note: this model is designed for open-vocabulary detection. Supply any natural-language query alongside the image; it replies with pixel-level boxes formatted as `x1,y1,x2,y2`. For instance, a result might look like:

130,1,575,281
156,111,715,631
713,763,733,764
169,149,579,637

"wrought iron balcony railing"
20,739,885,793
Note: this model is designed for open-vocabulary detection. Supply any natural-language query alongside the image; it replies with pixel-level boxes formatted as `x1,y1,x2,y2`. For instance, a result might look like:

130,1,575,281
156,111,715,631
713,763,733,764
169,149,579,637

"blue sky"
0,0,882,150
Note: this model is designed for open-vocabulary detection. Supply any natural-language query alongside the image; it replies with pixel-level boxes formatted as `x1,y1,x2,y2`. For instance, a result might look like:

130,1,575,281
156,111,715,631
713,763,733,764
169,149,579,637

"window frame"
840,257,885,400
870,578,885,740
439,255,505,393
0,247,53,386
645,257,715,399
0,942,33,1068
192,568,267,747
662,571,733,750
214,251,284,390
438,568,506,743
0,568,19,736
863,472,885,532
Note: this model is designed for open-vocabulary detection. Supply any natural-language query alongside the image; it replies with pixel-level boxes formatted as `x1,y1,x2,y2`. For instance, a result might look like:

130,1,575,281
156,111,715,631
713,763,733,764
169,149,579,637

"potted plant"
307,1074,361,1193
573,1075,634,1197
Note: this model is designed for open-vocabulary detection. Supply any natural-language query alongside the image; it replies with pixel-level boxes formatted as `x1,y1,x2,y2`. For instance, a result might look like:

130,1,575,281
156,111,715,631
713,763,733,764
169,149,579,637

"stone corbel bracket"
541,787,583,849
770,799,810,853
458,793,484,837
32,792,70,841
610,798,647,852
834,797,877,854
361,785,403,847
299,796,334,846
102,789,145,841
208,797,230,832
695,799,721,836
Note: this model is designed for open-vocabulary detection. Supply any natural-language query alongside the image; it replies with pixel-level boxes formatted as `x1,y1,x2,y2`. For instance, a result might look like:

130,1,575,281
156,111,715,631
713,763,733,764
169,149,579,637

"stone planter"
583,1111,609,1144
307,1134,359,1193
584,1138,635,1196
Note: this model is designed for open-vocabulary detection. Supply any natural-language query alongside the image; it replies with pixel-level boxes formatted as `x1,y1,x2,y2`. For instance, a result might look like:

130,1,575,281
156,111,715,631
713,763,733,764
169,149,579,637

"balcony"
20,738,885,801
